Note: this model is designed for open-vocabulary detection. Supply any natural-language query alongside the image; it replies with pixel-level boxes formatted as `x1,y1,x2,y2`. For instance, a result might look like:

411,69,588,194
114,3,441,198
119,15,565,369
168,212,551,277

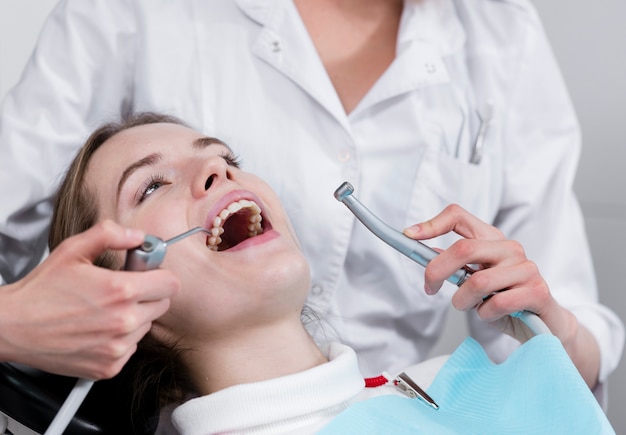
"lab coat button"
272,41,281,53
311,284,324,296
337,150,351,162
424,63,437,74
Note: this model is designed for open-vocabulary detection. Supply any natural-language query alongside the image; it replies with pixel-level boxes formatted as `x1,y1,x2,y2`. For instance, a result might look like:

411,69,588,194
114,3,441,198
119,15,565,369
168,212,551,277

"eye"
143,182,162,198
137,173,167,204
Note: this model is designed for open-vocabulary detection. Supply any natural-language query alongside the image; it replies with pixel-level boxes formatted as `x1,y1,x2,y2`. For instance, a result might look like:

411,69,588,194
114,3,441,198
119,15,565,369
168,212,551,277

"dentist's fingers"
423,237,527,295
451,260,548,316
76,298,172,379
97,267,181,304
402,205,599,388
66,219,146,262
401,203,552,323
404,204,504,241
1,221,180,380
72,320,153,380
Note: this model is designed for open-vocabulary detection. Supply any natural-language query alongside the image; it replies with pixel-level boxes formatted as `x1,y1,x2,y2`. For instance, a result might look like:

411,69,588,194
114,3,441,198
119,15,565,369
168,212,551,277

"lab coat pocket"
400,145,501,289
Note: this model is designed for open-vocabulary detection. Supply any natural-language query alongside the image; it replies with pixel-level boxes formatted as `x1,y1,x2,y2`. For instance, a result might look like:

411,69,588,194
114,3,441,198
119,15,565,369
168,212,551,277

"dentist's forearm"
546,306,600,389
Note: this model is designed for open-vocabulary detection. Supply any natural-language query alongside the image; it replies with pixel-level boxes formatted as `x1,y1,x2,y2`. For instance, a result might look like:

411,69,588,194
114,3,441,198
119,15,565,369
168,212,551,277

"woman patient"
47,113,611,434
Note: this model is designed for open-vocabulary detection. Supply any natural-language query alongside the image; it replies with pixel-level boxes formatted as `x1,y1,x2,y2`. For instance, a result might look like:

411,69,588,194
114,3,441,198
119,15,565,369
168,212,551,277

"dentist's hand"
404,204,600,388
404,204,551,326
0,220,180,380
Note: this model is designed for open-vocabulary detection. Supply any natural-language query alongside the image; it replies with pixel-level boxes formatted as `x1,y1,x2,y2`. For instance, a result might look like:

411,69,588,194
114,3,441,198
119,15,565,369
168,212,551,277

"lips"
204,192,270,251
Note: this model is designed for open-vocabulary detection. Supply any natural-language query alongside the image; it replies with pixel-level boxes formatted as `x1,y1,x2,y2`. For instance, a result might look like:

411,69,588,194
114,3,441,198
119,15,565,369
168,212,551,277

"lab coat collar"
235,0,466,121
354,0,466,116
237,0,349,129
236,0,466,54
235,0,273,25
399,0,466,56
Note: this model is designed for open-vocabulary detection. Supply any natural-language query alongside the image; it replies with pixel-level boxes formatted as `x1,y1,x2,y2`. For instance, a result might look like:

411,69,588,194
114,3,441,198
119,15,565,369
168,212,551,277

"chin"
256,252,310,292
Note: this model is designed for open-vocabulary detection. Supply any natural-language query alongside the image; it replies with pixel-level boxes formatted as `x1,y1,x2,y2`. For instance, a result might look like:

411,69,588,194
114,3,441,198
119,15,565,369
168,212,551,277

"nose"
193,155,232,197
205,174,216,191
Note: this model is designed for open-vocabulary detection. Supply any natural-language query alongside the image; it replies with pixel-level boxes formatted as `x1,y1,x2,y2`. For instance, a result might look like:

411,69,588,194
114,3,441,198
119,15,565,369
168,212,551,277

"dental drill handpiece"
46,227,211,435
124,226,211,271
334,182,474,286
333,182,551,337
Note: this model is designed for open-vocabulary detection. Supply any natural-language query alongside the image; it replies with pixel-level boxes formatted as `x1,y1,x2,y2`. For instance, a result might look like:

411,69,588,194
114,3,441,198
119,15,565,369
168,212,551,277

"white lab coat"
0,0,623,389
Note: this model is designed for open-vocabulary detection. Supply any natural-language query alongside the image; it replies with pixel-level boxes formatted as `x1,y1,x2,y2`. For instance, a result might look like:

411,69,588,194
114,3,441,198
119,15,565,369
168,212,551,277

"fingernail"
424,284,435,295
126,228,144,241
404,225,421,237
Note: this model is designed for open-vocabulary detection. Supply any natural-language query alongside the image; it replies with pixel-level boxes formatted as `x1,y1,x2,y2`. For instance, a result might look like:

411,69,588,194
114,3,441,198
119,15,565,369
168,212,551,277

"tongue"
219,210,253,251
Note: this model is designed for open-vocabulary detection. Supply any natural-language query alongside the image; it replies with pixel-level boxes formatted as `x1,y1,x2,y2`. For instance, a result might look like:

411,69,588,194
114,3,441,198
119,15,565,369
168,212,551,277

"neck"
296,0,403,15
183,320,327,395
294,0,403,113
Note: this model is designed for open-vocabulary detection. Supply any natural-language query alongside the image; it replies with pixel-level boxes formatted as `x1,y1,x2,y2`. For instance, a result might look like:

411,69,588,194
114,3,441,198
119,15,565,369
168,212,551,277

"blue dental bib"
319,335,613,434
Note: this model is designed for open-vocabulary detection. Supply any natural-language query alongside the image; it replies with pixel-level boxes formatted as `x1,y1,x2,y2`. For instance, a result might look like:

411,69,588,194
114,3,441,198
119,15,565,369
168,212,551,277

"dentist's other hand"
0,220,180,380
404,204,600,388
404,204,548,321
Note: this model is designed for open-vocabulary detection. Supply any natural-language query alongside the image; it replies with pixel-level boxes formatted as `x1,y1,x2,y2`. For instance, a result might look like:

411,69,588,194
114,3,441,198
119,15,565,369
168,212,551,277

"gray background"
1,0,624,432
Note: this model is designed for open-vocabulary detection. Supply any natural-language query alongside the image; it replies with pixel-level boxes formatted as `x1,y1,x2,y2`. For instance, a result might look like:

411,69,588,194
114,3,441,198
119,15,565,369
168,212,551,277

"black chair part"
0,362,158,434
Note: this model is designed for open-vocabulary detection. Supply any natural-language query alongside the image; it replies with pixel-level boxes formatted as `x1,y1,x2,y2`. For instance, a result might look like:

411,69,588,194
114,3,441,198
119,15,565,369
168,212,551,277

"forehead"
86,122,214,183
84,122,211,216
84,122,206,198
100,122,202,156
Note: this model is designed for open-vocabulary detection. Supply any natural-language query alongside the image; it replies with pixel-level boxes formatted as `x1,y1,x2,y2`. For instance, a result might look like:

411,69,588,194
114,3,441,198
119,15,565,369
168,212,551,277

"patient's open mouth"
205,199,264,251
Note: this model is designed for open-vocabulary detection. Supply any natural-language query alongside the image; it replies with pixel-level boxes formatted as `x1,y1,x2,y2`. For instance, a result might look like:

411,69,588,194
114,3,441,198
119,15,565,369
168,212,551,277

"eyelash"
135,152,242,204
137,173,167,204
221,151,242,168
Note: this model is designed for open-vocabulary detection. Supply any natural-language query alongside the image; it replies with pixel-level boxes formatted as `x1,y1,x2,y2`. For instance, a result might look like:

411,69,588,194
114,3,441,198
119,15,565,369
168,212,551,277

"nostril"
205,175,216,190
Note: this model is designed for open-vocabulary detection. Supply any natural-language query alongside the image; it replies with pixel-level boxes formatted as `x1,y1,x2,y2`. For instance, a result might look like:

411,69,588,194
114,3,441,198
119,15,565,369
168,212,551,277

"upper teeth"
206,199,263,251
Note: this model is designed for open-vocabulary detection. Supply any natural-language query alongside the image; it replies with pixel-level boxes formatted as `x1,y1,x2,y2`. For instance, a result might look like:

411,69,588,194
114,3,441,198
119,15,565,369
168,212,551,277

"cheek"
250,250,312,314
160,276,244,340
120,202,187,237
159,250,311,338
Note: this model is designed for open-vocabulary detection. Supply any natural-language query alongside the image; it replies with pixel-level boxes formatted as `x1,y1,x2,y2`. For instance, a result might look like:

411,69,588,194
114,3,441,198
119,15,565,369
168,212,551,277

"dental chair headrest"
0,362,159,434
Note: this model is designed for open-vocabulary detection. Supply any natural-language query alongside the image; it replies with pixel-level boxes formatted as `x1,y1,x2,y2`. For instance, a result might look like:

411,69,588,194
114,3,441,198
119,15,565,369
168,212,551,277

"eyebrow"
115,136,231,203
193,136,230,150
116,153,162,203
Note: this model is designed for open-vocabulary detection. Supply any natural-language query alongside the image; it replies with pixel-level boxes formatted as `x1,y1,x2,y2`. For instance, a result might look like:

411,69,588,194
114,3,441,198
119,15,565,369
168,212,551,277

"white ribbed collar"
171,343,364,435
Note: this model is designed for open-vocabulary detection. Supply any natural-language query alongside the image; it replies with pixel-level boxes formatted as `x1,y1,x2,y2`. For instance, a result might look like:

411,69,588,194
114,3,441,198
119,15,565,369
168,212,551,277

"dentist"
0,0,623,400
